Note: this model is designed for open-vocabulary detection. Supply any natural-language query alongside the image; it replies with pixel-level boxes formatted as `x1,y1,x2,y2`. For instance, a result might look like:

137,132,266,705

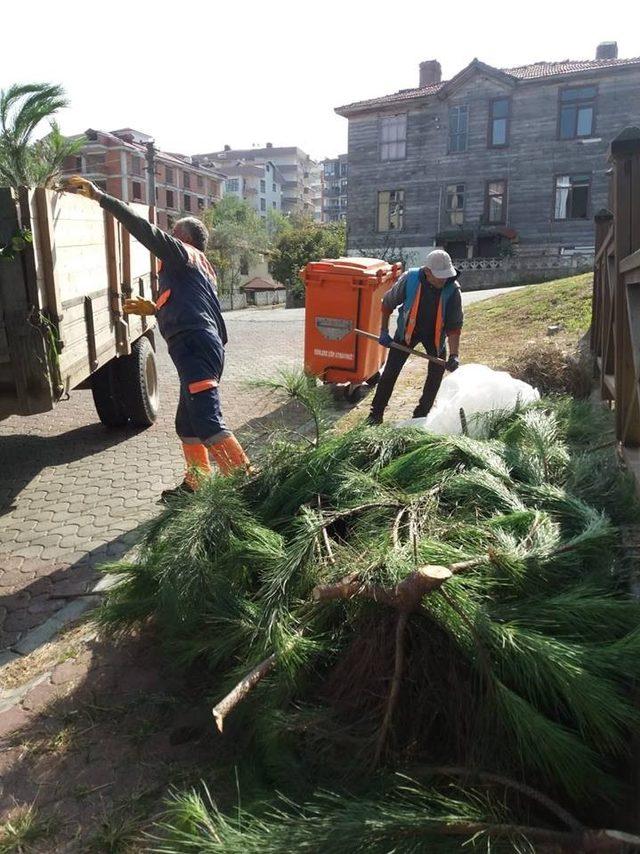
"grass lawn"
461,272,592,368
343,273,594,427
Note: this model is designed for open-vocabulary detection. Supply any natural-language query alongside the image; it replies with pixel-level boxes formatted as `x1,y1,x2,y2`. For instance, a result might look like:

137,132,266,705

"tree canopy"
270,218,346,297
0,83,84,189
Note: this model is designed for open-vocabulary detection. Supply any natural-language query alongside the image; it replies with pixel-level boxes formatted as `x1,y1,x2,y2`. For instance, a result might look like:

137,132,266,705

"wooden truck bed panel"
0,188,157,418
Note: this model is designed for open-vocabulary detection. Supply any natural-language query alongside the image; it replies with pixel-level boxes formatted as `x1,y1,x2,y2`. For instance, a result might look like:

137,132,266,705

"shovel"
355,329,446,367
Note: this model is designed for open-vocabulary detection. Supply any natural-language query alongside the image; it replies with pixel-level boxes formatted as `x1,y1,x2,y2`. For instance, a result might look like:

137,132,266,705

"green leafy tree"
270,218,346,300
204,195,269,296
0,83,84,189
265,208,291,243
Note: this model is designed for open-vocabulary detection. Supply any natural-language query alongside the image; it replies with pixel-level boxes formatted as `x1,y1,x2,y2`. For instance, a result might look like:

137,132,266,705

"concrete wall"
346,247,592,289
454,254,593,290
218,292,248,312
250,290,286,306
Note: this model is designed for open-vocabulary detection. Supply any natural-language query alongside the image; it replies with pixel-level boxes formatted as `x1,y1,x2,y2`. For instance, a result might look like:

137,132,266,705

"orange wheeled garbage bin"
301,257,402,402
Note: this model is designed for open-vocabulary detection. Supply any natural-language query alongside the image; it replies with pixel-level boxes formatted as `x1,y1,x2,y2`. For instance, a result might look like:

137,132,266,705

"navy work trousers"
167,328,231,445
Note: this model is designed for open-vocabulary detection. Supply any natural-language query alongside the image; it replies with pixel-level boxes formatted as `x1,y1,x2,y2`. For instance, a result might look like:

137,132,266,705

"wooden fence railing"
591,127,640,446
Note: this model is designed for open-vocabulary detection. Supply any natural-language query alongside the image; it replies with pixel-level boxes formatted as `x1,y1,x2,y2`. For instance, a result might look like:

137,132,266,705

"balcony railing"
455,254,592,271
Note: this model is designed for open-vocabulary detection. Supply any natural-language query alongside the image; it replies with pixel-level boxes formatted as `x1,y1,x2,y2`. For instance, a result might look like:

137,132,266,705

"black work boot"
160,480,195,504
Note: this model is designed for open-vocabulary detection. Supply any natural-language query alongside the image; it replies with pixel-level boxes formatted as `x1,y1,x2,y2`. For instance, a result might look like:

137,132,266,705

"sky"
1,0,638,162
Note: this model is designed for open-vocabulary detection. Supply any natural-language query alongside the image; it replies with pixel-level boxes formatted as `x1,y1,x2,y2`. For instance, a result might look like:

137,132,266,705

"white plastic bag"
398,363,539,437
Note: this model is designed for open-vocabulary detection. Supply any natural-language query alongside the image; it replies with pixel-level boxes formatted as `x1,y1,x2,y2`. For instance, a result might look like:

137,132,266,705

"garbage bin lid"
304,257,393,276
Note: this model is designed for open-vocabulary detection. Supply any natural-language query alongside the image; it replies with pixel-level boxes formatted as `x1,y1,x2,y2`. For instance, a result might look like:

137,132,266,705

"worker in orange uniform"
62,176,252,500
368,249,463,425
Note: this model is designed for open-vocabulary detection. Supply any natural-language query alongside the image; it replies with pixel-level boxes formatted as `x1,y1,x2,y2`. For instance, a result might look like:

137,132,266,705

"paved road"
0,287,517,653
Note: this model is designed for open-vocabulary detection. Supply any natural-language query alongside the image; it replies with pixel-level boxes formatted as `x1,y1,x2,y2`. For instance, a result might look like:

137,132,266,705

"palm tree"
0,83,84,189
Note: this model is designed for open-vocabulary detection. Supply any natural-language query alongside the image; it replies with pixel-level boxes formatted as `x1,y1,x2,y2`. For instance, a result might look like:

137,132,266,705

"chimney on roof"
224,144,231,151
596,41,618,60
419,60,442,87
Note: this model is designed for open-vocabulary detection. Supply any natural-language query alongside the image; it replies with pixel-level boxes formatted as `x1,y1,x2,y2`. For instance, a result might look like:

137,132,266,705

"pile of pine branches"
99,396,640,852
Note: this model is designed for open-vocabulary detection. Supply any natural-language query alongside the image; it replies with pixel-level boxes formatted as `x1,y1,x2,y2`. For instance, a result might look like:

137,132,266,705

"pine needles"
98,393,640,848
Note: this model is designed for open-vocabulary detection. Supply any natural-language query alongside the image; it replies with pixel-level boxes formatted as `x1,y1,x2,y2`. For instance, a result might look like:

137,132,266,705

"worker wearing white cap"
368,249,463,425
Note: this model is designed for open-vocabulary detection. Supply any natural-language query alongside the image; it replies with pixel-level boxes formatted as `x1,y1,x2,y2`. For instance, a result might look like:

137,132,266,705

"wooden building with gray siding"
335,43,640,276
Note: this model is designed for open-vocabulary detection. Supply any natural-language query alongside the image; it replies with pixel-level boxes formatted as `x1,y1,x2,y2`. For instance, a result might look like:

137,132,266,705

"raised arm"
61,176,188,267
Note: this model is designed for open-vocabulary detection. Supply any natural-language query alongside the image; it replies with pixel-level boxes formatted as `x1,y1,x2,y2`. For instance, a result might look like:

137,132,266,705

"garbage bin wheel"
366,370,381,387
344,384,366,404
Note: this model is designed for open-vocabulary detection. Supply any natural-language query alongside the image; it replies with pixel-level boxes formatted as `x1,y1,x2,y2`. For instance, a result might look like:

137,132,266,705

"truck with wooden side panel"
0,187,159,426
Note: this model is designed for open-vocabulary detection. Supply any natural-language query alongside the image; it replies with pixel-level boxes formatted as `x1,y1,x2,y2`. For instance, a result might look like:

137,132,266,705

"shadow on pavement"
0,422,140,517
0,625,229,852
0,523,148,653
0,392,366,655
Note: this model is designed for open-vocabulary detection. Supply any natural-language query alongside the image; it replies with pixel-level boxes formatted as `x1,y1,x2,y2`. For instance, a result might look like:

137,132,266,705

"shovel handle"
354,329,446,367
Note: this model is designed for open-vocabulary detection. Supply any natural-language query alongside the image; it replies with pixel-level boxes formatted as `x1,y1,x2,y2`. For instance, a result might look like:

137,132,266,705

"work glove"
378,331,394,348
123,296,156,316
59,175,103,201
446,355,460,372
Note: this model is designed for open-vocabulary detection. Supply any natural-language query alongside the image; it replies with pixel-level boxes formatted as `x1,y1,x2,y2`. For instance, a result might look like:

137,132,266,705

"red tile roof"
505,56,640,79
336,56,640,115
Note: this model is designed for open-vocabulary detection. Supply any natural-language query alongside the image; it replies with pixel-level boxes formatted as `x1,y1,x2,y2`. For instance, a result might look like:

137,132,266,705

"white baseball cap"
425,249,456,279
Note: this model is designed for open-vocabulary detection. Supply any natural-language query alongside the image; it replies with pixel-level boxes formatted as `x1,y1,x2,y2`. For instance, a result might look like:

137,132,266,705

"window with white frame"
377,189,404,231
445,183,465,225
554,175,590,219
486,180,506,223
380,115,407,161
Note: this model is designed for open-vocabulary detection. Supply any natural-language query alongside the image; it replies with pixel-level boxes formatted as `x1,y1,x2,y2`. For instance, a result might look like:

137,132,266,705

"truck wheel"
117,337,159,428
91,360,129,428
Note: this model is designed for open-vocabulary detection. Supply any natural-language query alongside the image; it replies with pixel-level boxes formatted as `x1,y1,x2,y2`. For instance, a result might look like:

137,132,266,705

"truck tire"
117,337,159,428
91,360,129,428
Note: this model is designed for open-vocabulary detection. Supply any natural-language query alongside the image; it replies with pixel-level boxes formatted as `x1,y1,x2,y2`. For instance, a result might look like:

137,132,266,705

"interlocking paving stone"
0,308,304,653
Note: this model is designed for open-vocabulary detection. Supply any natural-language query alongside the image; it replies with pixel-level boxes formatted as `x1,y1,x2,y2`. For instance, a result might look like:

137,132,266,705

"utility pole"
146,141,158,298
145,141,156,220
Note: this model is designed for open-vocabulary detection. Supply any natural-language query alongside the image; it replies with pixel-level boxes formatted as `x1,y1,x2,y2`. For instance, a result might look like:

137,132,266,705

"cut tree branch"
440,822,640,852
392,508,407,550
408,765,583,832
317,495,336,564
213,555,487,734
312,556,485,613
212,654,277,733
373,611,407,767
